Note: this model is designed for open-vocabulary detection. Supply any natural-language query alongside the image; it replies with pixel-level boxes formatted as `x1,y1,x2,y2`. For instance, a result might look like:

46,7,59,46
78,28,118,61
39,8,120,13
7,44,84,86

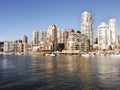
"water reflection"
2,59,8,69
93,56,120,89
1,55,120,89
30,56,95,89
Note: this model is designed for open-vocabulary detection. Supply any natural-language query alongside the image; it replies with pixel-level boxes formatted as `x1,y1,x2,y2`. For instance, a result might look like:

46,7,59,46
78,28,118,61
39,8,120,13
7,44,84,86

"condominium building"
32,30,39,46
14,40,23,52
48,25,59,50
22,35,28,52
66,32,90,51
40,29,47,42
68,29,74,37
67,32,78,50
98,22,111,49
79,34,90,51
4,41,14,52
22,35,28,43
57,30,61,43
60,30,68,44
109,18,118,44
48,25,59,37
81,11,94,48
58,29,68,49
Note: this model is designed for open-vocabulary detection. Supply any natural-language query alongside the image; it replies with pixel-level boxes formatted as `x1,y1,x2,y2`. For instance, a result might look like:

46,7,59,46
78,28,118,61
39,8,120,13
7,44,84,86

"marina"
1,50,120,58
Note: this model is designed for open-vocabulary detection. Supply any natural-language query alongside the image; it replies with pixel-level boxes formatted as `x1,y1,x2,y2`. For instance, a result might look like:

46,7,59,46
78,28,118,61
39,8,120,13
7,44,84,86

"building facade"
4,41,14,52
67,32,79,50
57,29,68,49
14,40,23,52
109,18,118,45
32,31,39,46
22,35,28,43
66,32,90,51
98,22,111,49
81,11,94,48
40,29,47,42
60,30,68,48
22,35,28,52
48,25,59,50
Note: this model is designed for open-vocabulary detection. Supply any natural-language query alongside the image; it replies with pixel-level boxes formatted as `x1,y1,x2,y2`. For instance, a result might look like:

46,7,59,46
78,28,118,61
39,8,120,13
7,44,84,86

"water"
0,55,120,90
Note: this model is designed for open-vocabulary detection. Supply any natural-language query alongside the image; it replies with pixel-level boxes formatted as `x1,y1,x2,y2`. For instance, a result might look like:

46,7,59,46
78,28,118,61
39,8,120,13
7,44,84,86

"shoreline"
1,49,120,57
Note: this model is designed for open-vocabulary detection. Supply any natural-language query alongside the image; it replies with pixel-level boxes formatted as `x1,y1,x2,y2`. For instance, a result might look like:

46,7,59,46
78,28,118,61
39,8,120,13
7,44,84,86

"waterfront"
0,55,120,90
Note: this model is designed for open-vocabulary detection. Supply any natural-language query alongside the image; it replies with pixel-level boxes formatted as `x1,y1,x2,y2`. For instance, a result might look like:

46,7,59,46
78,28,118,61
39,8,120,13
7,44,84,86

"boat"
110,53,120,57
45,53,56,56
50,53,56,56
81,52,90,58
16,52,24,55
45,53,50,56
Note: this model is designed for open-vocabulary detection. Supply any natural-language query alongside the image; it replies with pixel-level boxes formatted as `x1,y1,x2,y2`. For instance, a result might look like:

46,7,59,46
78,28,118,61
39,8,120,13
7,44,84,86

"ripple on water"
0,55,120,90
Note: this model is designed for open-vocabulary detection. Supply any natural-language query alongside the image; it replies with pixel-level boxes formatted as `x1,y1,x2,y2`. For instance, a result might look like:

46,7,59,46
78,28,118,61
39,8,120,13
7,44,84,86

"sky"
0,0,120,42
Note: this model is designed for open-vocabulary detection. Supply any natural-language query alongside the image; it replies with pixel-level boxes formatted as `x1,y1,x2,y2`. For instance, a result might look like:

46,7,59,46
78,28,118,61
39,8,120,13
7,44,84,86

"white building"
98,22,111,49
48,25,59,37
4,41,14,52
48,25,59,50
81,11,94,48
109,18,118,44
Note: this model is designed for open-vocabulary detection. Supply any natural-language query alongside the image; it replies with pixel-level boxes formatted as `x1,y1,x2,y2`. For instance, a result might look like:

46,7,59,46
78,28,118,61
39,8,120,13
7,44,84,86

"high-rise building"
68,29,74,37
57,30,68,44
48,25,59,37
22,35,28,43
22,35,28,52
32,31,39,46
98,22,111,49
57,30,61,44
109,18,118,44
48,25,59,50
40,29,47,42
60,30,68,44
57,30,68,49
81,11,94,48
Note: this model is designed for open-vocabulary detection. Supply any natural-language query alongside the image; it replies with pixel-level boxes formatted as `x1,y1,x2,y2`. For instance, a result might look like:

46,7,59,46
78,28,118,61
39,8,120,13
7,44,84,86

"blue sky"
0,0,120,42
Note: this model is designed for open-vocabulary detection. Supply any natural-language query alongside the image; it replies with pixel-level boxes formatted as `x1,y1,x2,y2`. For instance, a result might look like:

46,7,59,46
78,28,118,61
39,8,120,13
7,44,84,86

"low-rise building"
66,32,90,52
4,41,14,52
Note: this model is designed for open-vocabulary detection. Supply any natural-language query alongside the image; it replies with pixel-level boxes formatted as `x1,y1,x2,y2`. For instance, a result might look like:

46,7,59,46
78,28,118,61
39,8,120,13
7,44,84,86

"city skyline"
0,0,120,42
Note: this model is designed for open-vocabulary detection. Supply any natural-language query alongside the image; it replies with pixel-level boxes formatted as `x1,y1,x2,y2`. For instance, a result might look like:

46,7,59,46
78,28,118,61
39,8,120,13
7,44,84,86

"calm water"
0,55,120,90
